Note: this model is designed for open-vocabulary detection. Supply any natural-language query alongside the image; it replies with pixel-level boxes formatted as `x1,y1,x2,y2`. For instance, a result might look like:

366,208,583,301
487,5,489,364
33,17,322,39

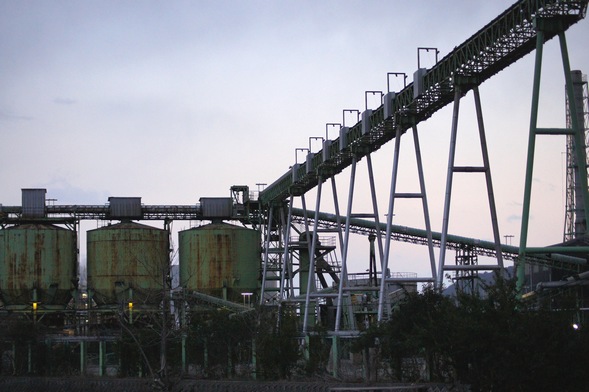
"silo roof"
88,221,162,232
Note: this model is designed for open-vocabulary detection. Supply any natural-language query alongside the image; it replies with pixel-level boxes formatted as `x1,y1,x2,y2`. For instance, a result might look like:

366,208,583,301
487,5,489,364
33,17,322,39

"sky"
1,1,589,286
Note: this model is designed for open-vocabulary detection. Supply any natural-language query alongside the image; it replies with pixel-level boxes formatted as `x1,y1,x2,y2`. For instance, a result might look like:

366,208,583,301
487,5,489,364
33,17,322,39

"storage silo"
0,223,77,309
179,222,261,302
86,222,169,307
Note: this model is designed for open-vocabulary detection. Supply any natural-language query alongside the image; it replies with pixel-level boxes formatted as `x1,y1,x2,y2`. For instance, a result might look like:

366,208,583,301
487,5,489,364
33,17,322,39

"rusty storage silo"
179,222,261,302
86,222,169,307
0,223,77,309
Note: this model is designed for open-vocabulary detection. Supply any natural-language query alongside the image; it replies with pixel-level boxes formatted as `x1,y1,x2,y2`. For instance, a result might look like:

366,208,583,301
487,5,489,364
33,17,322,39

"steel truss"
0,204,203,222
259,0,589,207
564,71,589,241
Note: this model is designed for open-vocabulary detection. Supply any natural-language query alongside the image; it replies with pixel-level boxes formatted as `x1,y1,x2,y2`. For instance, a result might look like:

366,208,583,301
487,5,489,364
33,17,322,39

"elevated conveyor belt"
290,208,586,273
259,0,588,206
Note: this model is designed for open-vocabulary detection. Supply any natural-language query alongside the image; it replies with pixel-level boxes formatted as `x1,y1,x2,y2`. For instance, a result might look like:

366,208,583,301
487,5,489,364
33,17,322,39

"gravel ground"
0,377,151,392
0,377,439,392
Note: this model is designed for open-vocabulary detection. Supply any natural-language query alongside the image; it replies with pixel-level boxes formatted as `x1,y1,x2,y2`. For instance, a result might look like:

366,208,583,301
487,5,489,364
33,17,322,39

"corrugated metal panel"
179,222,260,302
108,197,142,219
200,197,233,219
22,188,46,218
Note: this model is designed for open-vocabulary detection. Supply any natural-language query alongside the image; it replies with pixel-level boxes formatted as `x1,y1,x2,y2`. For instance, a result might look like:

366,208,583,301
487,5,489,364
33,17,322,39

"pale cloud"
53,97,77,105
41,177,110,205
0,109,33,121
506,214,522,223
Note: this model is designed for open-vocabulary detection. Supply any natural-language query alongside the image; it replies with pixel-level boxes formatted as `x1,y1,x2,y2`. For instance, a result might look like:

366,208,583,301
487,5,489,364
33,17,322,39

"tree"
354,276,589,390
255,304,301,379
183,305,257,379
110,248,179,391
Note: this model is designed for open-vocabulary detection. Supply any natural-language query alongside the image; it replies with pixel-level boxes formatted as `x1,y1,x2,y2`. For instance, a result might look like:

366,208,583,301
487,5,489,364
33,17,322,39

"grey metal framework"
255,0,588,342
564,71,589,241
0,204,201,222
518,18,589,291
0,0,587,379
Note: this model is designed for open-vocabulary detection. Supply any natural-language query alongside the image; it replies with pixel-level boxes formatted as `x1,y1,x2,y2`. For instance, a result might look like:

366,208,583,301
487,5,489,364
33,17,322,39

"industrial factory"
1,0,589,383
0,187,408,376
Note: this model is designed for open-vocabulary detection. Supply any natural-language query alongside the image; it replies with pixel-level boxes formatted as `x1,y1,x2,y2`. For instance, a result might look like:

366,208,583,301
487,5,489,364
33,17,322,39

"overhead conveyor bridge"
259,0,589,206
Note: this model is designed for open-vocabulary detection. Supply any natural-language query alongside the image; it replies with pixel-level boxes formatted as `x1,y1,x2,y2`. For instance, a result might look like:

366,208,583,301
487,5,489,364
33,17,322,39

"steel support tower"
258,0,589,335
564,71,589,241
517,21,589,292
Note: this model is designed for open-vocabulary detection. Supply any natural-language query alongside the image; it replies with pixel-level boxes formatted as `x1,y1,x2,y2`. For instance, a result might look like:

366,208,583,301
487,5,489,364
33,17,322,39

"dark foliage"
188,308,256,378
354,276,589,391
255,305,301,379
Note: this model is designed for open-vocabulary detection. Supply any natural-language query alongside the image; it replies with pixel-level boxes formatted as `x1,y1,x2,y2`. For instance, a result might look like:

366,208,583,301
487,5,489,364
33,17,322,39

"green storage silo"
179,222,261,302
0,223,77,309
86,222,169,307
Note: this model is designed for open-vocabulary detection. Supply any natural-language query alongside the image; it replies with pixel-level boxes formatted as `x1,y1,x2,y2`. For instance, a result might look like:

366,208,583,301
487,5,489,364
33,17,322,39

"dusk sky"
1,1,588,284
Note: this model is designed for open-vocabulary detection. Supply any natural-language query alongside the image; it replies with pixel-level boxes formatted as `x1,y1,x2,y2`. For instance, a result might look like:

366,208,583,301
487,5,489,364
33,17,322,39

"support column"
473,86,504,271
379,125,404,321
303,177,324,333
437,86,462,289
99,340,106,376
437,81,504,290
281,199,295,300
251,339,257,380
204,338,208,371
227,344,232,378
12,342,16,375
80,340,87,375
259,205,274,304
560,34,589,234
517,25,588,292
518,29,544,291
181,299,187,374
27,342,32,374
330,176,345,254
378,122,437,320
331,335,340,378
335,156,357,332
181,334,187,374
412,124,437,281
366,154,385,270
